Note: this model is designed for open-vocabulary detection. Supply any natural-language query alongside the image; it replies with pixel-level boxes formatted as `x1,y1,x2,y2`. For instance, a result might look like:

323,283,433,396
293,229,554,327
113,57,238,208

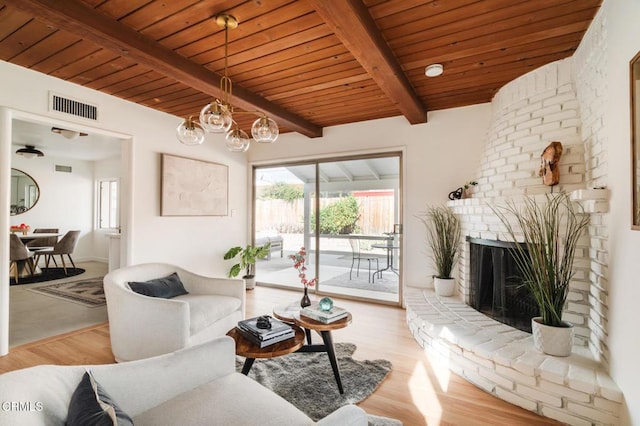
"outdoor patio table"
371,243,399,282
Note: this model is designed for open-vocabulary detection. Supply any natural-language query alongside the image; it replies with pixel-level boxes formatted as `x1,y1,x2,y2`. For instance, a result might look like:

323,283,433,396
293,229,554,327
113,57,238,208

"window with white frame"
98,179,119,229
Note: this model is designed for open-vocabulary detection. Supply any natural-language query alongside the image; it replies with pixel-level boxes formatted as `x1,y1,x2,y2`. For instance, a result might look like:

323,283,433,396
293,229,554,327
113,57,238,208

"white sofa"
0,337,368,425
104,263,245,362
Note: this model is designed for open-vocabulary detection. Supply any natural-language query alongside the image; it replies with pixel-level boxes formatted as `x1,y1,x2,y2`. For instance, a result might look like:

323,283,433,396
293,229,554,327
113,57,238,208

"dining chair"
348,237,379,283
34,230,81,275
10,233,35,284
25,228,59,250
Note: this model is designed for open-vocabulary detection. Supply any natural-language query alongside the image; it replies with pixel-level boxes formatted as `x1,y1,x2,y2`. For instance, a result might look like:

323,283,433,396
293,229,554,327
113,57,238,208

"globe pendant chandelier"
176,14,279,151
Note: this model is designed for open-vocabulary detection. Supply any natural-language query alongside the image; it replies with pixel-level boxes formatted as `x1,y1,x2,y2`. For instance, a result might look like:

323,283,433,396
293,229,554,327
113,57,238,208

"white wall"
595,1,640,424
0,60,250,275
0,60,252,353
248,106,492,287
11,153,95,261
11,150,122,264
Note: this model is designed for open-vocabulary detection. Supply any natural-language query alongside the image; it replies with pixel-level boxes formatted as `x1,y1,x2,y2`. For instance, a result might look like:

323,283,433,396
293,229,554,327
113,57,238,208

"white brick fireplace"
406,11,622,425
455,46,608,367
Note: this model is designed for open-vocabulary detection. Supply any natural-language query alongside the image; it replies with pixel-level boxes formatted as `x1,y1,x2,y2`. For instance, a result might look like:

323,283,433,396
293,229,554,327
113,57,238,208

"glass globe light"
199,101,232,133
225,127,250,152
251,116,279,143
176,117,205,146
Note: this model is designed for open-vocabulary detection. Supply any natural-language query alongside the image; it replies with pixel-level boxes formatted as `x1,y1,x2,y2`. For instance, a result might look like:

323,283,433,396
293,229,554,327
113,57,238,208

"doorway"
253,152,402,304
3,113,128,351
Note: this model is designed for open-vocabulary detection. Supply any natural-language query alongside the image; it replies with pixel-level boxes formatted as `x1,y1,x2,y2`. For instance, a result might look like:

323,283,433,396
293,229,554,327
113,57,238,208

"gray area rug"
321,271,398,294
236,342,394,422
28,277,105,307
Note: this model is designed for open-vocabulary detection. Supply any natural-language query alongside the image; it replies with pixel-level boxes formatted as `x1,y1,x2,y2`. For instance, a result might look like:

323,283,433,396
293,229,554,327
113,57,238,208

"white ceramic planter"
531,317,574,356
434,277,455,297
243,275,256,290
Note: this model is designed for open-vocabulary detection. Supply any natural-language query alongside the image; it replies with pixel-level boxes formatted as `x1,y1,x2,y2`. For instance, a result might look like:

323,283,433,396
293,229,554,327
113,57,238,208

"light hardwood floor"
0,286,560,425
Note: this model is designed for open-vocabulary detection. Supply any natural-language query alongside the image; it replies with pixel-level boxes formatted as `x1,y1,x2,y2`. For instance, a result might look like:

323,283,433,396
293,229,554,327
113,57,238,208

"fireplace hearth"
467,237,539,333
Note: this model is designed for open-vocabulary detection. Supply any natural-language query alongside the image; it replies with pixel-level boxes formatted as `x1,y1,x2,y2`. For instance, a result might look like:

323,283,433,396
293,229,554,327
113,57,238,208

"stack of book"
236,316,295,348
300,303,349,324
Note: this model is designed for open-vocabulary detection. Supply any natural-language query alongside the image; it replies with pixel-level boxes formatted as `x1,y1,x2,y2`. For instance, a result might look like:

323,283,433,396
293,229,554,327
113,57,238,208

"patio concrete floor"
255,239,400,303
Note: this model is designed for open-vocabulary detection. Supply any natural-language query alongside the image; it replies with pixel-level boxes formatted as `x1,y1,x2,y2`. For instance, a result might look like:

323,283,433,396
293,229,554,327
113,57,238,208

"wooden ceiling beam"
307,0,427,124
7,0,323,138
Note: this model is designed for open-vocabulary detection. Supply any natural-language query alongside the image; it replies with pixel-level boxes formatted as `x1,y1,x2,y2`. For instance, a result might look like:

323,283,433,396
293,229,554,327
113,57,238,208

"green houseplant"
417,206,462,296
493,192,589,356
223,243,271,290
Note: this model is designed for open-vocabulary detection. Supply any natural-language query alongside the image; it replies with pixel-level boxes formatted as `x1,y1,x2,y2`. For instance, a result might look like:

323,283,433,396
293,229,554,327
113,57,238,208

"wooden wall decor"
538,141,563,186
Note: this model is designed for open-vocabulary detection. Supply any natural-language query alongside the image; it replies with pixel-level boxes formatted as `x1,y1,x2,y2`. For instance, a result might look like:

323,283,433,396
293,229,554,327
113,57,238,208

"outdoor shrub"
312,195,361,234
259,182,303,202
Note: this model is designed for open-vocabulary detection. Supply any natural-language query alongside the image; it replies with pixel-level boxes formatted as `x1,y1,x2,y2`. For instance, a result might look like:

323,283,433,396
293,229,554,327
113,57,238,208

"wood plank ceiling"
0,0,601,138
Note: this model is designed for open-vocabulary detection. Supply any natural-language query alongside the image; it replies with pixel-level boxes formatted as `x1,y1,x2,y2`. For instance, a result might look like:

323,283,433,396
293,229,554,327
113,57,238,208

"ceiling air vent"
49,92,98,121
55,165,72,173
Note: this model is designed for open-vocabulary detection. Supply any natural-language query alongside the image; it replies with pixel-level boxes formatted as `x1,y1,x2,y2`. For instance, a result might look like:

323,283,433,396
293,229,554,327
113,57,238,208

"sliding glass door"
253,153,401,304
316,157,400,302
253,164,317,288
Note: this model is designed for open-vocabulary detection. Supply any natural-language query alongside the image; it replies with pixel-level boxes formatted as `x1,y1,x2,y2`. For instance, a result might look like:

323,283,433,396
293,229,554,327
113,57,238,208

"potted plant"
223,243,271,290
448,181,478,200
463,180,478,198
493,193,589,356
417,206,462,296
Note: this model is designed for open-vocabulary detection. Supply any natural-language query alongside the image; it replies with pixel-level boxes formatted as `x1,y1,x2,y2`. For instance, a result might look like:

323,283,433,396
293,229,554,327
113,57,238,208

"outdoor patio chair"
348,237,379,283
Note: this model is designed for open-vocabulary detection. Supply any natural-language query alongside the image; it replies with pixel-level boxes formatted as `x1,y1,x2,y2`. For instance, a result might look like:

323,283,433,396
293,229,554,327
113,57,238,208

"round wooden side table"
226,325,305,375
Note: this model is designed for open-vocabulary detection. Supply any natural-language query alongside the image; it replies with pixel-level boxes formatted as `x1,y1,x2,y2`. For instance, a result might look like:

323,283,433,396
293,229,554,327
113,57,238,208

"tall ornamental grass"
417,206,462,279
492,193,589,327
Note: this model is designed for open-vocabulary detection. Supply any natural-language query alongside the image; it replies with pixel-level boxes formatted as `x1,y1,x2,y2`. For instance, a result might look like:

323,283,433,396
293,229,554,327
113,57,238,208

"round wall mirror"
10,168,39,215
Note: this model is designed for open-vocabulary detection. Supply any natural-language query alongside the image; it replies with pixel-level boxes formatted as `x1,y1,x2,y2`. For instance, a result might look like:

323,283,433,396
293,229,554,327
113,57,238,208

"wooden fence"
255,195,395,235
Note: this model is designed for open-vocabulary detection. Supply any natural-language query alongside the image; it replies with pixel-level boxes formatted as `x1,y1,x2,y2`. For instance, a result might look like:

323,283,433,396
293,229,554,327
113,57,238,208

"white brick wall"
573,8,611,368
452,52,611,362
477,59,585,200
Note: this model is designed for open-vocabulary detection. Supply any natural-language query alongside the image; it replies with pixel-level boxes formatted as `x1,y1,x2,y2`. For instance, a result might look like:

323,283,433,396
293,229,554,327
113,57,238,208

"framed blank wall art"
161,154,228,216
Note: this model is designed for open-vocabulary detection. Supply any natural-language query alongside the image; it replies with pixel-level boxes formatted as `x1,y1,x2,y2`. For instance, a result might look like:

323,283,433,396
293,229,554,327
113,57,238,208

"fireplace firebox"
467,237,539,333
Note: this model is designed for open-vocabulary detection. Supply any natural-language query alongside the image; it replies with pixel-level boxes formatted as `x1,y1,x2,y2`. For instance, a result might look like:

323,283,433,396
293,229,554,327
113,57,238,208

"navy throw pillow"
67,371,133,426
128,272,189,298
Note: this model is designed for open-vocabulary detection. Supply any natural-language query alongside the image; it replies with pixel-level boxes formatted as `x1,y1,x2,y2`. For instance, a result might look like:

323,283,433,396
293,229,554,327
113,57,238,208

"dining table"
18,233,61,244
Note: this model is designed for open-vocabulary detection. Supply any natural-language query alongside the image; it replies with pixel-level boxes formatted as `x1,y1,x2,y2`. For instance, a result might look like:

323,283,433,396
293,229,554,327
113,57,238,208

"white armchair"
104,263,245,362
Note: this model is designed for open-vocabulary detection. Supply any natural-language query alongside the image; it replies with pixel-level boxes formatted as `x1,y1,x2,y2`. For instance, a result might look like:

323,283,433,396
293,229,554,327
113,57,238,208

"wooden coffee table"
226,325,306,375
273,302,352,394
